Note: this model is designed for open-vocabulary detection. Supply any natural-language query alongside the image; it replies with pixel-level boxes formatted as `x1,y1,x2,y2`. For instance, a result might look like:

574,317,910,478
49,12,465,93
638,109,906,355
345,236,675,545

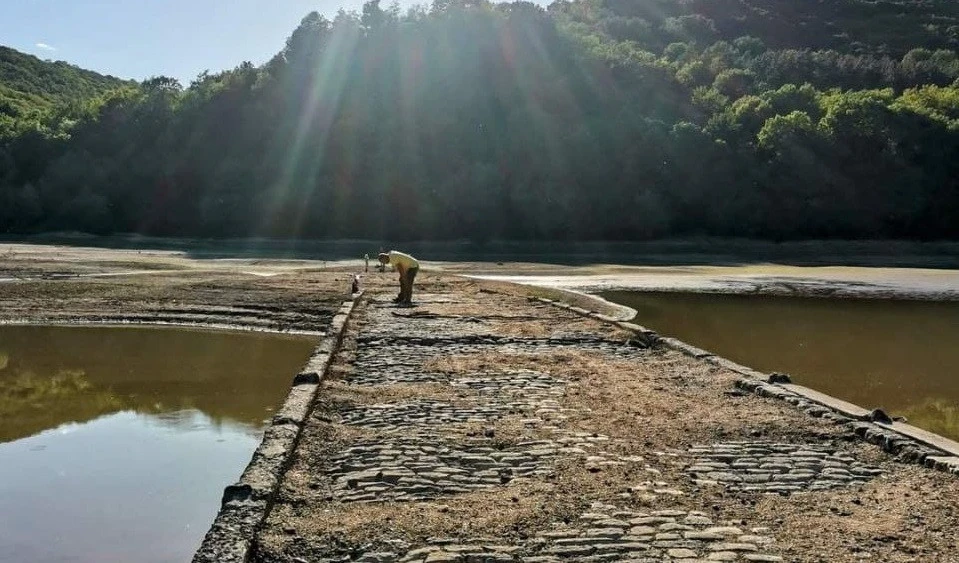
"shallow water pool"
0,325,316,563
601,291,959,442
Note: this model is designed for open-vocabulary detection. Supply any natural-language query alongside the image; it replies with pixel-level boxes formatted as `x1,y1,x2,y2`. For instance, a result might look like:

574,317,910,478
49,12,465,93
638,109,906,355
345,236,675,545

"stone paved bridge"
250,279,959,563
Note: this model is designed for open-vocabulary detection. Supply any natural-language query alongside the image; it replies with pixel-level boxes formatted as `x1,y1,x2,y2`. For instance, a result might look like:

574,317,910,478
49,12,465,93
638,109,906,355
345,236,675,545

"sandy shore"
4,239,958,299
462,264,959,301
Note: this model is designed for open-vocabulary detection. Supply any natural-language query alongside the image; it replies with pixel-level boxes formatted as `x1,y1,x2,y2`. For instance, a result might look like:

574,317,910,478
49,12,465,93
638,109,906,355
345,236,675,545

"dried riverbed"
465,264,959,301
2,243,959,562
0,243,349,332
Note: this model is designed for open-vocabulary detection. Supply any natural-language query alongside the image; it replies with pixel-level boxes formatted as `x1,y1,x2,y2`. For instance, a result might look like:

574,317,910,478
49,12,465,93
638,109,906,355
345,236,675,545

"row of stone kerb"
532,295,959,478
192,292,365,563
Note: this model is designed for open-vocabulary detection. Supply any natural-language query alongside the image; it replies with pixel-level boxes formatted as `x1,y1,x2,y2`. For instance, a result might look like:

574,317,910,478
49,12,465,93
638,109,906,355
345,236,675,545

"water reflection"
0,325,316,563
1,369,123,443
901,399,959,441
0,410,260,563
601,291,959,442
0,325,317,442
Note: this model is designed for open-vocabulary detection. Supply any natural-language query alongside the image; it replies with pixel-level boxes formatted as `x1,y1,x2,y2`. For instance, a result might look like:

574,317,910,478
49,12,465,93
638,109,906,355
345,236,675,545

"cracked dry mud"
253,277,959,563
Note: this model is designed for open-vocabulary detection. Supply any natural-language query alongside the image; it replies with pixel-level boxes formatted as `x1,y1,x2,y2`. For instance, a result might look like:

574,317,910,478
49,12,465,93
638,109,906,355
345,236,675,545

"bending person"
378,250,420,305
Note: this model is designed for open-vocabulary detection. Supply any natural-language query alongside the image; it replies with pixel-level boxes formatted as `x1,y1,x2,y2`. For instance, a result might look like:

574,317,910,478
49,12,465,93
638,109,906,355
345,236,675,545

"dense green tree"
2,0,959,240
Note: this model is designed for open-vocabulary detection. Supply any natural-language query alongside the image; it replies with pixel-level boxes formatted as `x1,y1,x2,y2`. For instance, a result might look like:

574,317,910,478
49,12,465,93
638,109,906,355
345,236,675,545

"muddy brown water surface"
0,325,316,563
602,291,959,442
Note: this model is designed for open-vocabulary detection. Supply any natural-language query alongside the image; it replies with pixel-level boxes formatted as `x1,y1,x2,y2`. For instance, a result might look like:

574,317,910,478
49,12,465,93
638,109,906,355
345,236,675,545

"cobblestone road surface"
253,281,959,563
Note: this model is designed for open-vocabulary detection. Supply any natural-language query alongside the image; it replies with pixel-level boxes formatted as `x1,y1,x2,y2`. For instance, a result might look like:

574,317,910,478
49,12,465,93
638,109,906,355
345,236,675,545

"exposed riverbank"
466,264,959,301
5,237,959,301
3,241,959,562
0,242,350,333
6,234,959,267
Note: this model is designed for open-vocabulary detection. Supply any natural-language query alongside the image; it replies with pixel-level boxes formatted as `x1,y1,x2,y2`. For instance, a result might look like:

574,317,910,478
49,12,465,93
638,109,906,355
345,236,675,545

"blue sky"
1,0,546,84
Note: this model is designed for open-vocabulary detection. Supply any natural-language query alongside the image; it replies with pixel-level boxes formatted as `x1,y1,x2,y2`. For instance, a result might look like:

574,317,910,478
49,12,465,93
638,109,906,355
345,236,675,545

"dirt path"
253,277,959,563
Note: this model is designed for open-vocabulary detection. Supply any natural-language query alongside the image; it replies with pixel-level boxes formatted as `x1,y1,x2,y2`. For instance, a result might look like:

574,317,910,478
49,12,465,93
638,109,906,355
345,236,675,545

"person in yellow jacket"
378,250,420,305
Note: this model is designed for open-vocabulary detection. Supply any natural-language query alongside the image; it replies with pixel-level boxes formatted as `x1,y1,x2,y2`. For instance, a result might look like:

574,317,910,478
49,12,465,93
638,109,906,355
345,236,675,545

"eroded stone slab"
685,441,882,493
318,503,782,562
326,434,560,502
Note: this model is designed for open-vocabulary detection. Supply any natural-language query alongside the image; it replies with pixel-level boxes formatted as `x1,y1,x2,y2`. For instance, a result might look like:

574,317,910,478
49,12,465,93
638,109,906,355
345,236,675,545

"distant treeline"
1,0,959,240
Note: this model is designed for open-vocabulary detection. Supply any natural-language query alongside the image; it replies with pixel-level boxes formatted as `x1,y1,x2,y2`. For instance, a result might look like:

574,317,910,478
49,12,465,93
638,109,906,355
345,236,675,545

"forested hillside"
0,47,129,124
2,0,959,240
580,0,959,55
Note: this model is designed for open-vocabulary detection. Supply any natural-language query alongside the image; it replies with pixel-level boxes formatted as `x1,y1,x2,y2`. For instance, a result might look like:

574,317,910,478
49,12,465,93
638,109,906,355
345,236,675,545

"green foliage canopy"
1,0,959,241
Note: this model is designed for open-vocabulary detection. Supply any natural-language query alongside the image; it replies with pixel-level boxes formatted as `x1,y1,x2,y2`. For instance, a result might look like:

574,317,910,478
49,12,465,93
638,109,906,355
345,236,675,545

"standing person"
378,250,419,305
364,253,370,273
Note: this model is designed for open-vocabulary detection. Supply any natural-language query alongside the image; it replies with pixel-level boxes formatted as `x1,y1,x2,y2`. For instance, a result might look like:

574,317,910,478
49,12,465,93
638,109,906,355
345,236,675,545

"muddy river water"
0,325,316,563
602,291,959,442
